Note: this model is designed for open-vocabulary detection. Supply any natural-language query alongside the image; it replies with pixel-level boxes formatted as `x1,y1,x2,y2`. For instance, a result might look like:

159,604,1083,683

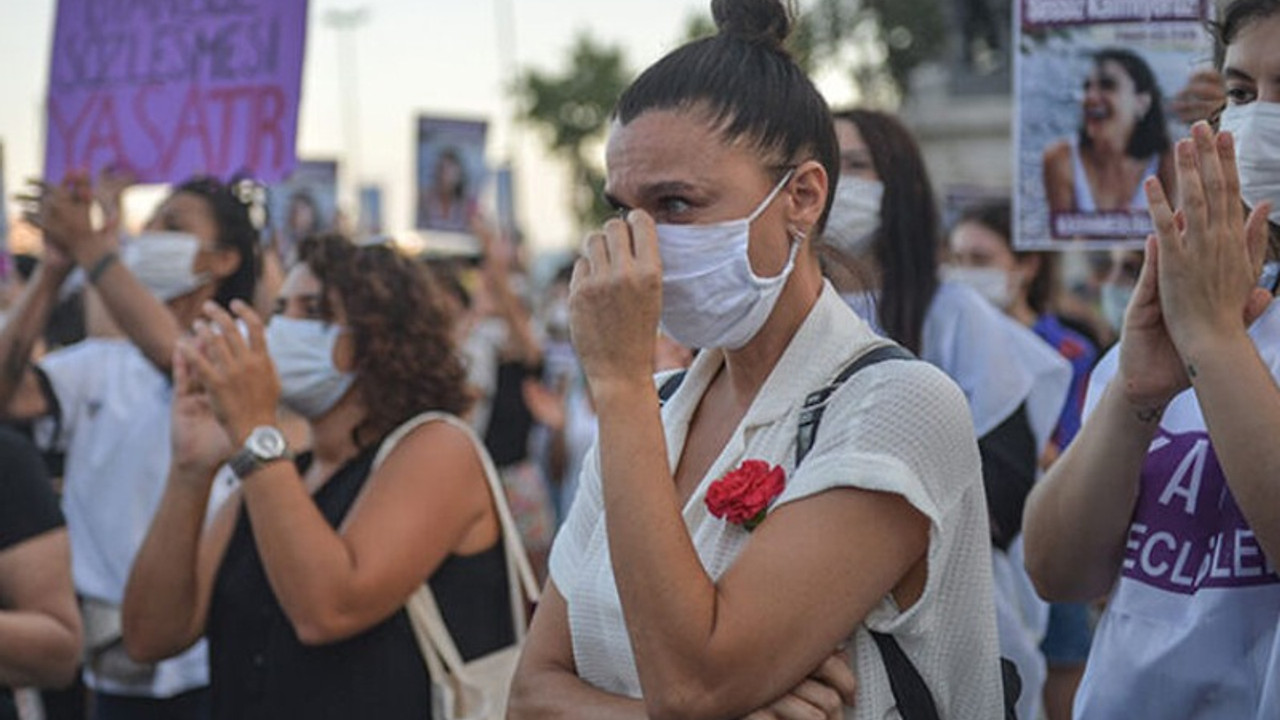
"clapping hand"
1145,123,1273,359
178,300,281,446
17,173,117,266
170,340,235,477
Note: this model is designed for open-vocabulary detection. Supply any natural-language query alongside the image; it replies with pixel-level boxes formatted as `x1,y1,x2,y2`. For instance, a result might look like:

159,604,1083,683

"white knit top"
549,282,1005,719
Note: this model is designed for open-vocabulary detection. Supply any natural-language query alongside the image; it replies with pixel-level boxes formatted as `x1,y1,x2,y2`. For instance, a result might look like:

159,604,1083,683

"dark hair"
1078,48,1172,160
831,109,939,354
174,177,258,309
1212,0,1280,68
954,200,1057,316
298,234,472,447
614,0,839,233
434,148,469,202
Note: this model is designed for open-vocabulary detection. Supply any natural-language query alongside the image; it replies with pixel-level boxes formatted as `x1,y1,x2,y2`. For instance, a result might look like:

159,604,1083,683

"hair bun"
711,0,793,52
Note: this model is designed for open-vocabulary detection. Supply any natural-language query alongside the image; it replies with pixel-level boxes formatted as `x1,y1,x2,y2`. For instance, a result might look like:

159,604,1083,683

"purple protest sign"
44,0,309,184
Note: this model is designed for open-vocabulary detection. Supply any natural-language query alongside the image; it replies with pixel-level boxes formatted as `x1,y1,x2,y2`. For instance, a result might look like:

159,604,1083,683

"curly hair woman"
122,234,515,719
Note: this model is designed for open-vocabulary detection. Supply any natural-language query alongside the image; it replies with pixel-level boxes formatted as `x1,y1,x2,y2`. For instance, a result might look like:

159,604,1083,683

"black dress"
207,449,515,720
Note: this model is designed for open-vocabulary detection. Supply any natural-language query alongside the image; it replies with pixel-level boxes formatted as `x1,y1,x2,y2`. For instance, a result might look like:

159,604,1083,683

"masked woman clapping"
123,235,516,720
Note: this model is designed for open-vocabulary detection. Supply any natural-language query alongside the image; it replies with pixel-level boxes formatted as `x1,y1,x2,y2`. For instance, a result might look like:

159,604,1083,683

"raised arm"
38,175,182,373
0,252,71,419
123,347,243,662
1149,124,1280,561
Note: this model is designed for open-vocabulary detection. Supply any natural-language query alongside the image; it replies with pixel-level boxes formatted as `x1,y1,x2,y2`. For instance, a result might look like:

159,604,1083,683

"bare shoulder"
1043,139,1072,167
374,416,488,488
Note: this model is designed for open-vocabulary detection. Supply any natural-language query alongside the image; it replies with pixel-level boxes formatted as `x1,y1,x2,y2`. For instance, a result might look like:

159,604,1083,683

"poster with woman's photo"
1015,0,1214,249
415,116,487,235
269,159,340,264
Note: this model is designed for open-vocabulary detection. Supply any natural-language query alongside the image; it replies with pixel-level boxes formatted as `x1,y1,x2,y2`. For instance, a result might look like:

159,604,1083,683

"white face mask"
1220,101,1280,225
121,231,212,301
824,176,884,256
1100,282,1134,332
943,266,1013,309
266,316,356,418
655,171,799,350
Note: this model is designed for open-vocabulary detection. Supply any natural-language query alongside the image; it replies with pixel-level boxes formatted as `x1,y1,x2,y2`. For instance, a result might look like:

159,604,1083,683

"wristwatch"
228,426,293,480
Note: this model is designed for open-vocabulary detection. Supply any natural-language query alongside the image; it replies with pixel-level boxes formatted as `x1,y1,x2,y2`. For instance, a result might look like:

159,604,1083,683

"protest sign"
44,0,309,185
415,117,487,234
268,159,338,264
358,184,383,237
1014,0,1214,249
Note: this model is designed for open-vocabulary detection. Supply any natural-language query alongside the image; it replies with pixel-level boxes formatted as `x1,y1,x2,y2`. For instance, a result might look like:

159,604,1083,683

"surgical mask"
943,266,1013,309
824,177,884,256
1220,101,1280,225
266,316,355,418
121,232,212,301
1100,282,1134,332
656,171,798,350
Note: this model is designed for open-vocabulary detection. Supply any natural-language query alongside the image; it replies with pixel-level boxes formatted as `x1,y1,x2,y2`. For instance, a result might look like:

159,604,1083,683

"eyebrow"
604,180,701,213
1223,66,1255,83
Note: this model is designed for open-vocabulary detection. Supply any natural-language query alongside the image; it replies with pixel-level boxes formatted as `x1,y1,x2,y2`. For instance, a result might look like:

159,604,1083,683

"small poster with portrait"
415,116,487,235
268,159,339,265
1014,0,1215,249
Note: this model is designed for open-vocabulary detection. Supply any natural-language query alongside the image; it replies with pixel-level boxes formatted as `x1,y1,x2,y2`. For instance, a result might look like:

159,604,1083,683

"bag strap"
793,345,946,720
796,344,914,466
374,412,540,687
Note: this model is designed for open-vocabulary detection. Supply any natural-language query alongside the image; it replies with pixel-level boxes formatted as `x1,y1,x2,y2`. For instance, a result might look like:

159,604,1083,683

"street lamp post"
325,6,369,206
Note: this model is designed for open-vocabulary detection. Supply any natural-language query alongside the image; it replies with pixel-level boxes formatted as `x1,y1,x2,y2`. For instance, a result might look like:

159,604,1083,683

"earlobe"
208,247,243,282
333,330,357,373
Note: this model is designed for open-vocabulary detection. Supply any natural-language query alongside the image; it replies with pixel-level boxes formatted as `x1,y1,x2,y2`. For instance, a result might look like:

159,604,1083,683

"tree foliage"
516,34,632,230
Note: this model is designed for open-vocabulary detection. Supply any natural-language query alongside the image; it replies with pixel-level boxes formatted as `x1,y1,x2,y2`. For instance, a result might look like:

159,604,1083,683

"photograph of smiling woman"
1042,47,1176,217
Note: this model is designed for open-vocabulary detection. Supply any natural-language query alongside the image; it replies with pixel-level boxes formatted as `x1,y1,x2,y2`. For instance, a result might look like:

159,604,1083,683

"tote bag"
373,412,541,720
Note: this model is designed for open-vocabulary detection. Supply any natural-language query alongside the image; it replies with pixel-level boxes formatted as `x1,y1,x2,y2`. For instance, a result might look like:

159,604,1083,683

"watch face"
248,427,287,459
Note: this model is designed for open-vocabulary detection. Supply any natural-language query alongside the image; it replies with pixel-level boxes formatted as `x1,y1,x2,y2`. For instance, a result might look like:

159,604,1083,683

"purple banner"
1122,430,1280,594
44,0,309,184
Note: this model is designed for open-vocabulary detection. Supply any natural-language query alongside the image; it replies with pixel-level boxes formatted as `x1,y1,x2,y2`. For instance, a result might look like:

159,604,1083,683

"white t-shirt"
38,339,209,698
845,281,1071,720
550,283,1005,719
1074,300,1280,720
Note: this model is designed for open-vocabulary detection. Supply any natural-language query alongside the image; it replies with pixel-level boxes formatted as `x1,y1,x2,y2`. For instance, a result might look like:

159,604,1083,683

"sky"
0,0,711,251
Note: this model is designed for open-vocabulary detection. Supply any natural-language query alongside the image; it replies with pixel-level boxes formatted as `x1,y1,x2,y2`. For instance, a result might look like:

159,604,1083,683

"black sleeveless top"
207,449,515,720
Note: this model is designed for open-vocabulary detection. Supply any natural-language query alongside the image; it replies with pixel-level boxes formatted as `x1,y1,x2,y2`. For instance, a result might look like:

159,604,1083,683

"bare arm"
474,218,540,365
0,259,70,419
1043,141,1077,214
122,468,240,662
1023,380,1158,601
1151,125,1280,561
0,529,81,688
508,583,649,720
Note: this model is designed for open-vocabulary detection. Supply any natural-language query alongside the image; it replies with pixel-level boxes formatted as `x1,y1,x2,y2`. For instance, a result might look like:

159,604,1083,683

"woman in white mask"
823,108,1071,720
508,1,1006,718
1024,1,1280,717
123,234,520,719
0,174,257,720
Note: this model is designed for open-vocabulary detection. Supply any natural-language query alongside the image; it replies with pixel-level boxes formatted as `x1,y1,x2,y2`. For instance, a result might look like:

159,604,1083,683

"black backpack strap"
870,631,942,720
657,371,687,405
795,345,914,466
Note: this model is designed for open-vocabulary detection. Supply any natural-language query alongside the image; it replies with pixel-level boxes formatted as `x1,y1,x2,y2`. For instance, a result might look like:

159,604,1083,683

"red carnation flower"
705,459,786,531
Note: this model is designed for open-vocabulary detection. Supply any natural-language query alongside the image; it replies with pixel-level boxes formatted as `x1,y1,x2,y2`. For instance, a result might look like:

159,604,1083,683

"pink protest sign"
44,0,309,184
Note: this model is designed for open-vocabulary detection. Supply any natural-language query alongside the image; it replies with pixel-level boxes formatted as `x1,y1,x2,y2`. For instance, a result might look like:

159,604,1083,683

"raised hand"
17,173,117,266
1146,123,1273,359
569,213,663,397
170,340,235,476
181,300,281,445
1115,234,1190,414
